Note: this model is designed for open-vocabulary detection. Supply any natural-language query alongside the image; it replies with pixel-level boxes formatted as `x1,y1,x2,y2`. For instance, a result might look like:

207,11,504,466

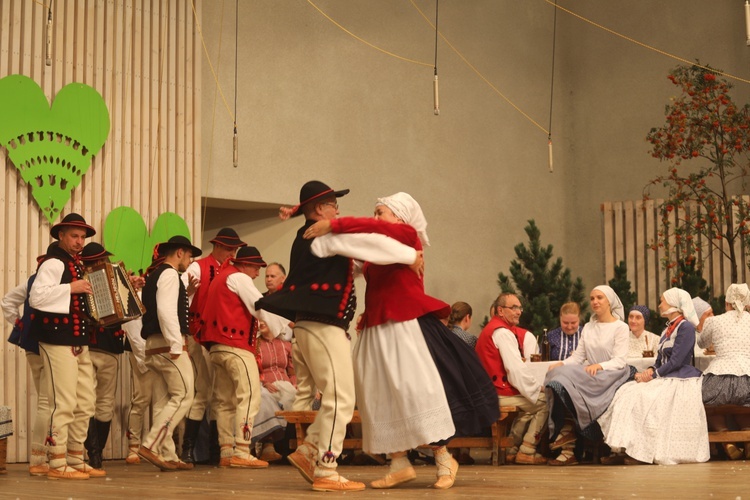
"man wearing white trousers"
256,181,364,492
29,213,102,480
137,236,201,471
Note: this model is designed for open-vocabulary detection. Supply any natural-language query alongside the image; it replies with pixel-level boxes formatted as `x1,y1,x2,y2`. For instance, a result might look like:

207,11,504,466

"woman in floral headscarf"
303,192,497,490
598,287,708,465
543,285,631,466
699,283,750,459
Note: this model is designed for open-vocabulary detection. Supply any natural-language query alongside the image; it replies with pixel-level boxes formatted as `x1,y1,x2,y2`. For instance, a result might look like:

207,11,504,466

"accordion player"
84,261,146,327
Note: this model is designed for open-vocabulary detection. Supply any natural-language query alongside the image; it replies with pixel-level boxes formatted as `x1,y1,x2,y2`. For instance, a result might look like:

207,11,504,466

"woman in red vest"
303,192,497,490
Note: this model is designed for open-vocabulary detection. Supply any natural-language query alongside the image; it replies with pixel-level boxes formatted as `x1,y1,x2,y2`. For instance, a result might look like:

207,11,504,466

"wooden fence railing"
601,196,749,308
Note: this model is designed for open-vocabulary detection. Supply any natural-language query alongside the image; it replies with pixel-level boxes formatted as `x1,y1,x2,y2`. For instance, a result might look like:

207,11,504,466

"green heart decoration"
103,207,192,274
0,74,110,223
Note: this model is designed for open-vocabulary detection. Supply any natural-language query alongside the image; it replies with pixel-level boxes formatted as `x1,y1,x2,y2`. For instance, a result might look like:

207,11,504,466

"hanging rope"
306,0,432,67
45,0,53,66
410,0,550,135
189,0,236,122
433,0,439,115
233,0,239,168
201,0,226,240
544,0,750,86
547,0,558,173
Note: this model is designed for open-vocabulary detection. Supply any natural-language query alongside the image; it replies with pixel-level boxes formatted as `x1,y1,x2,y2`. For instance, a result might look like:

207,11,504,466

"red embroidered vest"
475,316,528,396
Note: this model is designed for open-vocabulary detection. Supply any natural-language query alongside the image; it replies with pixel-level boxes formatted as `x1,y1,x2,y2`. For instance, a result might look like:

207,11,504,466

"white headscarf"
375,192,430,247
725,283,750,321
662,288,699,326
691,297,712,319
593,285,625,322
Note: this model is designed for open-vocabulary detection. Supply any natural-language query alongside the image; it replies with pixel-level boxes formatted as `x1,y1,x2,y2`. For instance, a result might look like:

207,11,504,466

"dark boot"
180,418,202,464
85,417,102,469
209,420,220,466
95,419,111,468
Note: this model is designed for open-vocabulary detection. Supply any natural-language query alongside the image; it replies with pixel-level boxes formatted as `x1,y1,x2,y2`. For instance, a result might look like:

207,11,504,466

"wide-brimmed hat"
209,227,247,248
231,246,267,267
289,180,349,217
80,242,113,262
50,213,96,239
154,235,203,258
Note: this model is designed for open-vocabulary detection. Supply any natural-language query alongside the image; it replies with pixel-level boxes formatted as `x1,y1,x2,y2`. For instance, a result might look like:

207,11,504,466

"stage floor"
1,458,749,499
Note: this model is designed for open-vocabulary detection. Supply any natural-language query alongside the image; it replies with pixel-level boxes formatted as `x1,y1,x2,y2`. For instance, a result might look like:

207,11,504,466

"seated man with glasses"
475,293,548,464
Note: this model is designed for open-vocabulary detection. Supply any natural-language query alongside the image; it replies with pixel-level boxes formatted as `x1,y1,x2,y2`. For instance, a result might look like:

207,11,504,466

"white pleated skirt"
599,377,709,465
353,319,455,454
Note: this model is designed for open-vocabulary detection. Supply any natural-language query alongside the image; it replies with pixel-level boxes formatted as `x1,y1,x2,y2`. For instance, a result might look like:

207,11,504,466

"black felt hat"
50,213,96,239
231,246,267,267
154,235,203,258
289,180,349,217
80,242,113,262
209,227,247,248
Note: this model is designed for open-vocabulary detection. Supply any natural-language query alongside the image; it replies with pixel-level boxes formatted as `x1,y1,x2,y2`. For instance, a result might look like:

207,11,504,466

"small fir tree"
498,220,588,337
608,261,638,313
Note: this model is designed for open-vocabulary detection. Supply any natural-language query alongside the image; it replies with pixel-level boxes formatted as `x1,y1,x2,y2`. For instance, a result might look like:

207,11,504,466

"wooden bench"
277,406,519,466
705,405,750,443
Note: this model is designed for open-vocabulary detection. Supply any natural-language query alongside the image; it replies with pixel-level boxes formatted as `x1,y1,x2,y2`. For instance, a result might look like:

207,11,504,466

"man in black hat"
256,181,364,492
137,235,202,471
29,213,101,479
199,246,288,469
180,227,246,465
79,242,144,472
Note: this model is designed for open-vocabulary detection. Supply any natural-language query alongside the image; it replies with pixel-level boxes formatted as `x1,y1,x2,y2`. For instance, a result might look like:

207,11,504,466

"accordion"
84,261,146,327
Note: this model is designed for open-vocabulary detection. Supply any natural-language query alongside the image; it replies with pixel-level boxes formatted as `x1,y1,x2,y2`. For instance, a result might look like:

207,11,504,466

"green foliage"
608,261,638,312
497,220,588,337
645,62,750,283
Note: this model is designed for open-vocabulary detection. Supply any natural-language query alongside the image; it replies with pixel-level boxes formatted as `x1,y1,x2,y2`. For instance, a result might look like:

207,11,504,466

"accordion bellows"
85,262,146,327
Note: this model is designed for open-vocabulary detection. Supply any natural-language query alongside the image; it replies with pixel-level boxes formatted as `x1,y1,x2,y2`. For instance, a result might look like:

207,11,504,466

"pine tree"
608,261,638,312
498,220,588,337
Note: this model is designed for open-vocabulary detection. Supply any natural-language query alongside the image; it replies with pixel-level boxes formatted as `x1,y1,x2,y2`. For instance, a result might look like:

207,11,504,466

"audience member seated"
546,302,583,361
599,288,708,465
699,284,750,460
544,286,630,466
626,305,660,357
476,293,548,465
448,301,476,348
253,320,297,462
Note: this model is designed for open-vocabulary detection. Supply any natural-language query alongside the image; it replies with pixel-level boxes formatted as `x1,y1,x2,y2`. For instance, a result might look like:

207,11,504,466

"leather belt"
145,345,188,356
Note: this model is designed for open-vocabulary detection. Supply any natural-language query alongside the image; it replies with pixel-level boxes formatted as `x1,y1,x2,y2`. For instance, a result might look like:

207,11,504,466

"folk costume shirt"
562,319,629,371
698,311,750,376
155,265,187,356
493,325,542,403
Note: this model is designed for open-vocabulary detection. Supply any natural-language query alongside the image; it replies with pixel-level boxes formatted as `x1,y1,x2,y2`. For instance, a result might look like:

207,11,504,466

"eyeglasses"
322,201,338,210
501,305,524,312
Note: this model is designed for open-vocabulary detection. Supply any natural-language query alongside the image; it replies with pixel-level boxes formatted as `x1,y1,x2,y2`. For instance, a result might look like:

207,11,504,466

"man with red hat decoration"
181,227,246,465
256,181,364,492
138,235,202,471
29,213,101,479
200,245,288,469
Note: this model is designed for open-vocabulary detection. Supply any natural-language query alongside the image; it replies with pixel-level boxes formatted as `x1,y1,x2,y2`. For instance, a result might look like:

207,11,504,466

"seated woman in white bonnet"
698,284,750,460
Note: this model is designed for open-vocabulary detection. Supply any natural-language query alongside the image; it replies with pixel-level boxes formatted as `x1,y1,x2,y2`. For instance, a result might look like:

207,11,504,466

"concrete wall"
200,0,750,334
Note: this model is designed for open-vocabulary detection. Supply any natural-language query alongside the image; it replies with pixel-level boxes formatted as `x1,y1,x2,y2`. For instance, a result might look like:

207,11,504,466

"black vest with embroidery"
31,245,91,347
256,219,356,330
90,325,126,354
141,263,189,339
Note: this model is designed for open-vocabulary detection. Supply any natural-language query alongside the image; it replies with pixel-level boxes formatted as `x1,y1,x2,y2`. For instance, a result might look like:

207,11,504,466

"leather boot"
208,421,221,466
84,418,102,469
95,419,111,467
180,418,202,464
